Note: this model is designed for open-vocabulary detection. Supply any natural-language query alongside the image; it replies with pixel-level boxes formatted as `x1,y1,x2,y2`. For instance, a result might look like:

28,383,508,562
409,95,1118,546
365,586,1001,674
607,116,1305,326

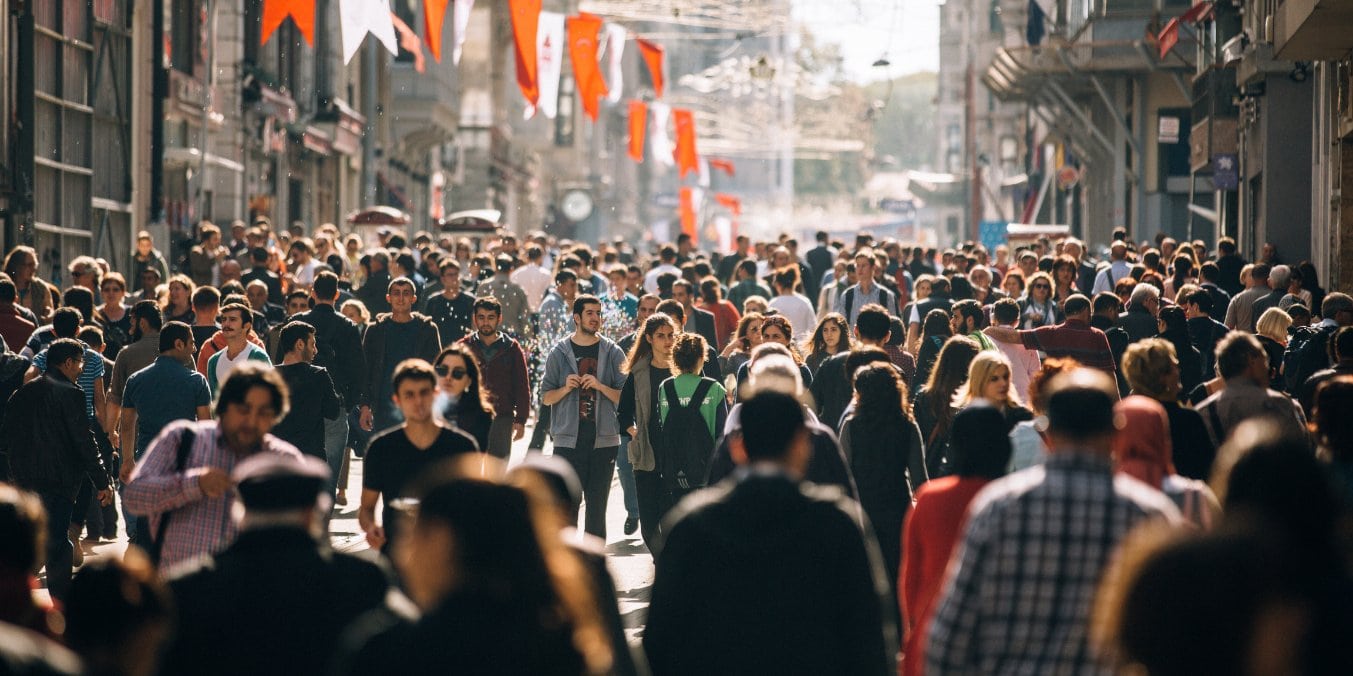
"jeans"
528,403,551,450
323,415,350,497
616,435,639,519
553,440,617,539
487,414,515,459
38,492,75,602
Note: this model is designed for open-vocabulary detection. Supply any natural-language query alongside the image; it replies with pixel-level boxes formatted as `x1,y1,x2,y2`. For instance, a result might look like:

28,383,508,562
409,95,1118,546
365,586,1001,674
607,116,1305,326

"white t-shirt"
511,264,553,311
643,264,682,295
768,293,818,342
292,259,321,287
215,344,263,386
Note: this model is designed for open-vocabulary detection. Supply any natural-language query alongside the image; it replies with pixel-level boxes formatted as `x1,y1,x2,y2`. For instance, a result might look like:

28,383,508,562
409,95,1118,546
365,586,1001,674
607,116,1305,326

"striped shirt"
926,452,1180,675
123,420,301,572
33,345,104,418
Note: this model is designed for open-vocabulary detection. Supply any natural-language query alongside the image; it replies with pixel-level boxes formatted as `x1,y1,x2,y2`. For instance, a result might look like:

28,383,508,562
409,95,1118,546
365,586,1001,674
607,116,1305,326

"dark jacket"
458,332,531,425
644,470,896,676
271,363,341,458
1200,283,1231,321
1216,254,1246,296
1160,400,1215,481
242,267,284,305
0,372,110,498
161,527,390,676
806,245,835,289
341,591,585,676
361,314,441,407
1251,288,1286,321
1163,330,1205,395
357,270,393,315
1115,305,1159,344
689,307,719,354
292,303,366,407
1187,315,1230,379
708,411,857,499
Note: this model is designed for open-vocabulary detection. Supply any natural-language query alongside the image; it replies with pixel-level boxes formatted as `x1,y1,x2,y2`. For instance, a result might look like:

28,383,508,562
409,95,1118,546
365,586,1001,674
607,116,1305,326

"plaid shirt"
926,451,1180,676
123,420,301,571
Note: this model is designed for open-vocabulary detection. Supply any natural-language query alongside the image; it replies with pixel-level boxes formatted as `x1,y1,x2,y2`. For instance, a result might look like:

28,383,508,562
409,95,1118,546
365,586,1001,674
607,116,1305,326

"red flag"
714,193,741,216
708,158,735,177
567,13,607,121
628,100,647,163
673,108,699,179
262,0,315,46
679,187,698,239
637,39,665,99
1156,17,1180,59
510,0,541,106
424,0,450,62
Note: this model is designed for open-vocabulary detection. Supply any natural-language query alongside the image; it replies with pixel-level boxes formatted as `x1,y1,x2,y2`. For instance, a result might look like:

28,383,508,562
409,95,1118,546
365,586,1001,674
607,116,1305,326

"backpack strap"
687,378,715,411
842,287,855,320
662,380,683,414
150,427,196,564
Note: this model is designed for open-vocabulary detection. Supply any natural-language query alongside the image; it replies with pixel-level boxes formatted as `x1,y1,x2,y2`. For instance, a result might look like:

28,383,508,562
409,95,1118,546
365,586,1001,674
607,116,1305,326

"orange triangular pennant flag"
567,13,608,121
679,187,698,239
424,0,451,62
510,0,542,105
714,193,741,216
709,158,735,177
628,100,647,163
637,39,665,99
673,108,699,179
262,0,316,46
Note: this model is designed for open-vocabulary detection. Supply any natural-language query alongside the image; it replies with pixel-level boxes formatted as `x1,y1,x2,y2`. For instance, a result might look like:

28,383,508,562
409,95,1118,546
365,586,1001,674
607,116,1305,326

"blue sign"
1212,153,1238,191
980,220,1008,255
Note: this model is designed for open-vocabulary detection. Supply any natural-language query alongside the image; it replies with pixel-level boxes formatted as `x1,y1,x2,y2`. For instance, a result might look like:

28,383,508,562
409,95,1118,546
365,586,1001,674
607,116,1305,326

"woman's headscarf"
1113,395,1174,488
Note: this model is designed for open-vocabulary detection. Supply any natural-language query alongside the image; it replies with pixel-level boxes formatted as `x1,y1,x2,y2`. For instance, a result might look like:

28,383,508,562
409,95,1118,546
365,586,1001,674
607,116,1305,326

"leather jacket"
0,371,110,499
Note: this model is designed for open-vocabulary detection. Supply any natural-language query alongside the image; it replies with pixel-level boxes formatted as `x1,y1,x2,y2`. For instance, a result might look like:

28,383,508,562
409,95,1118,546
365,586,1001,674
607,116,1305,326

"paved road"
60,423,656,644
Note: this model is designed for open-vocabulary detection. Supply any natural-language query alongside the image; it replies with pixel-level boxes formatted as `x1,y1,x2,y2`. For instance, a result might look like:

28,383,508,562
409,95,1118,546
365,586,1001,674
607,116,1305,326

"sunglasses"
1031,284,1050,290
435,365,468,379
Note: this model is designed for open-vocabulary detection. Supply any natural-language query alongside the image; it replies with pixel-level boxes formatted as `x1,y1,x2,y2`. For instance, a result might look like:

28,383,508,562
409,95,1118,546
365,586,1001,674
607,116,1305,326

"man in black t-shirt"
271,321,341,464
358,359,479,552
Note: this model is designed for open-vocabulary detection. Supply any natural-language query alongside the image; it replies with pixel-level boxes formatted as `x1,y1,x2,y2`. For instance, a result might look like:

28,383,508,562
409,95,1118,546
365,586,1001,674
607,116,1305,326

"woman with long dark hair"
914,309,955,392
912,336,980,477
803,312,851,375
433,344,495,452
839,363,927,605
719,312,764,378
617,313,680,551
1156,305,1204,395
344,473,612,674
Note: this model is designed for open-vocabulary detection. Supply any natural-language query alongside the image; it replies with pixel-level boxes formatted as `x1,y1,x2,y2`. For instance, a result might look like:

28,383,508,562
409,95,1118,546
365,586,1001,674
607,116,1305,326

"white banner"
602,23,626,104
339,0,397,65
451,0,474,65
649,101,674,167
527,11,566,119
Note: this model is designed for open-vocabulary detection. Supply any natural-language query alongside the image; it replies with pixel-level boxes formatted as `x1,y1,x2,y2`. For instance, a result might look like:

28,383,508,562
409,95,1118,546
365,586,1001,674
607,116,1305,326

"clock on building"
560,189,595,223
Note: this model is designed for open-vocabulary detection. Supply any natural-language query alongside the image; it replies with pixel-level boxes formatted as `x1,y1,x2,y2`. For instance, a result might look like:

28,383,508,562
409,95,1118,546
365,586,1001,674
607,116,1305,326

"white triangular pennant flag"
527,11,565,119
339,0,397,65
602,24,626,104
451,0,475,65
697,157,710,187
650,102,674,167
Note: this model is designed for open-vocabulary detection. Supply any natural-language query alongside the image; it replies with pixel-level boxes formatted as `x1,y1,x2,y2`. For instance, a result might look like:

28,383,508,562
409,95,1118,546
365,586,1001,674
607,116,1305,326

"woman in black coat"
1157,306,1204,396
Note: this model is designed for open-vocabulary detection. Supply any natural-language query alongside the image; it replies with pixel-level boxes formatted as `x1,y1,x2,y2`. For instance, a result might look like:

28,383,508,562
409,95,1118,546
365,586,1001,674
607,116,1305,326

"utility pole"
965,60,980,243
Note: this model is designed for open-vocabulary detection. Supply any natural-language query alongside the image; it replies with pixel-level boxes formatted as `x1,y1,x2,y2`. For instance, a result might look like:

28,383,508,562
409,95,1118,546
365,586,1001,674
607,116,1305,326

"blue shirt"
122,355,212,456
34,345,104,419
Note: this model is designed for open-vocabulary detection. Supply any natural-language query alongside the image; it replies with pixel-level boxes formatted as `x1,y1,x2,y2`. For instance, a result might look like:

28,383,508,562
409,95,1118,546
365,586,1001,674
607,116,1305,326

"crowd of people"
1,217,1352,674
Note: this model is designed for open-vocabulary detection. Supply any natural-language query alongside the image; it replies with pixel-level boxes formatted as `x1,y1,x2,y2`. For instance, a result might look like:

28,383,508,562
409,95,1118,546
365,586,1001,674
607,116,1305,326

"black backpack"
654,378,717,492
1283,324,1336,394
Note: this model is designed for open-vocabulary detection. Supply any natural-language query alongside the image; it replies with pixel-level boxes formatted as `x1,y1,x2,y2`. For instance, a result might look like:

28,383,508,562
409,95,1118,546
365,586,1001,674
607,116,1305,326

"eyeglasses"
435,365,468,379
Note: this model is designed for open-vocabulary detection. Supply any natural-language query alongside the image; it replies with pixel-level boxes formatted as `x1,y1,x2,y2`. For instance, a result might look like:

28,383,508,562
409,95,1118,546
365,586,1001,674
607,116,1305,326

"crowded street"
3,0,1353,675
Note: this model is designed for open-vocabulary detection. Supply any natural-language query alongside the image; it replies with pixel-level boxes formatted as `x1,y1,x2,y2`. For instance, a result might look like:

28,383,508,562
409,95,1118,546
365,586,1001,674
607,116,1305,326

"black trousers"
38,492,74,602
633,469,667,555
553,438,617,539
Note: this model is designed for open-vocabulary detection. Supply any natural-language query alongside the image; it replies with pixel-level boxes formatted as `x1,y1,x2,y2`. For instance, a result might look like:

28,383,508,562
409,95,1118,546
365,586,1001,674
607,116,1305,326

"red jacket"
899,476,992,676
0,304,36,353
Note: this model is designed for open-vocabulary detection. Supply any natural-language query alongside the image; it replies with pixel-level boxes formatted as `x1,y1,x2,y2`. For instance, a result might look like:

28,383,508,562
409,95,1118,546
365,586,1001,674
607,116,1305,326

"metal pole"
361,43,377,205
197,0,216,221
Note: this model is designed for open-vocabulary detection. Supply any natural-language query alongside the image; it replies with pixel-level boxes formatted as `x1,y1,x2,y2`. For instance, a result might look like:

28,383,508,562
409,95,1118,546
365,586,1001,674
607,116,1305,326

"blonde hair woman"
953,351,1033,431
1254,307,1292,382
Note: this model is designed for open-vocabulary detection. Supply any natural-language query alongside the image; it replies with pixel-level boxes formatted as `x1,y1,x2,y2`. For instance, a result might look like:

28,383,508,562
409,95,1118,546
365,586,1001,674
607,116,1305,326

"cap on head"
232,454,330,511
